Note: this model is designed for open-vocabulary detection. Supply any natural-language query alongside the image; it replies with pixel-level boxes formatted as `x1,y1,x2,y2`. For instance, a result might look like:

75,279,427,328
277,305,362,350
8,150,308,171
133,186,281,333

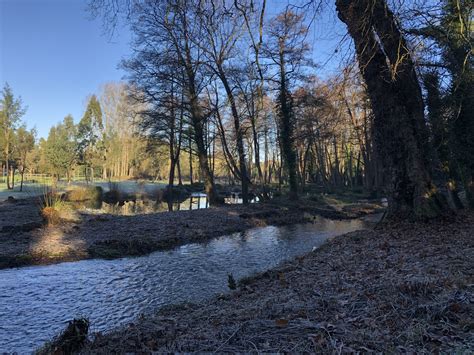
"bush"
162,186,190,200
41,207,61,225
104,181,121,202
189,182,205,192
67,186,103,202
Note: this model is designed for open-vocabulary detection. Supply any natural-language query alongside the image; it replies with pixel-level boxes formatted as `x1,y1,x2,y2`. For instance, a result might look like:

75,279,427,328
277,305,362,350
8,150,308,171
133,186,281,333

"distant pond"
78,192,262,216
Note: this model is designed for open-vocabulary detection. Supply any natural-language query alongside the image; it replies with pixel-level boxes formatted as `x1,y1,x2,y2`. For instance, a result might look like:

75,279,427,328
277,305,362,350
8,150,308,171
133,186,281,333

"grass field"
0,175,168,200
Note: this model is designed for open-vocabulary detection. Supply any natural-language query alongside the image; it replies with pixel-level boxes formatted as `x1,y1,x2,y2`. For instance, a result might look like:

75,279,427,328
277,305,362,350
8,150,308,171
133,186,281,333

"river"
0,216,377,353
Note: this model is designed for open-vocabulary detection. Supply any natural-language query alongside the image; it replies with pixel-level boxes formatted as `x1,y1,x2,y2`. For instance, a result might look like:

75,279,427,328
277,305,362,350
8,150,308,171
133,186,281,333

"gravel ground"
82,211,474,353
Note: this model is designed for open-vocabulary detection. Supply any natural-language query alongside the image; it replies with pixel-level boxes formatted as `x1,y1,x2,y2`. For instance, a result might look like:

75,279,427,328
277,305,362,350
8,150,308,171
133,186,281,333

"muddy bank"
0,196,382,269
82,212,474,353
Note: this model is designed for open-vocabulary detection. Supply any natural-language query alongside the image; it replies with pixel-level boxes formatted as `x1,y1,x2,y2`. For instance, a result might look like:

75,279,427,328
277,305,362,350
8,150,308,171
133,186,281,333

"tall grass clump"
36,185,67,225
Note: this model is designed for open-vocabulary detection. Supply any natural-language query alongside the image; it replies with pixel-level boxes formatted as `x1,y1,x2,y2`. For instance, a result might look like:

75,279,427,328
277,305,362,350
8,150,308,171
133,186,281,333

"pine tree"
77,96,104,182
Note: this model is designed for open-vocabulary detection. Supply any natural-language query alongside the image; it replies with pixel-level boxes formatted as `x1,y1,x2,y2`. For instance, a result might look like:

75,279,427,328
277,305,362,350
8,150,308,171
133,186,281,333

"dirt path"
82,212,474,353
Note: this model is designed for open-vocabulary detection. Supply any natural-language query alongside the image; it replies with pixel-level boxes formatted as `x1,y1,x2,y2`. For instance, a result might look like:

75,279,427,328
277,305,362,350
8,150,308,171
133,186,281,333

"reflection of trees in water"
167,195,209,212
76,189,275,215
93,194,210,215
82,190,272,215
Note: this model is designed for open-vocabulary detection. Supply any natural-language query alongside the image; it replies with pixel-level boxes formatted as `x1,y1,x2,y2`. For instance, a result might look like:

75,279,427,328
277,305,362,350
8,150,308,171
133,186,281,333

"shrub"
67,186,103,202
104,181,122,202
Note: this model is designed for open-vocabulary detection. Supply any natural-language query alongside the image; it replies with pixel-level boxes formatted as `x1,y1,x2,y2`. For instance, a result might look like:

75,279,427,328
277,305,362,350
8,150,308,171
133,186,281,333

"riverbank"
0,195,383,269
82,211,473,353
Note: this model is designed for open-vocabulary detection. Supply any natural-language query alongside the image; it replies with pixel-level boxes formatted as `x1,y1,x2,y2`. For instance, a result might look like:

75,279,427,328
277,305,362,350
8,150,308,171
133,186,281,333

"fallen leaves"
85,211,474,353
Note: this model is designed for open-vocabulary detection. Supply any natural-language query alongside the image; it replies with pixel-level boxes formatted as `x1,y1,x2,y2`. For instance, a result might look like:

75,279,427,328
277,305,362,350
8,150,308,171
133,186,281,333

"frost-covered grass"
84,212,474,353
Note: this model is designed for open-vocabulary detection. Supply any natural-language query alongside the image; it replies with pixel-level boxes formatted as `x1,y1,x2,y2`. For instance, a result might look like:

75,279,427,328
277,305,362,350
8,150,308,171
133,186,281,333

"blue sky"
0,0,346,139
0,0,131,138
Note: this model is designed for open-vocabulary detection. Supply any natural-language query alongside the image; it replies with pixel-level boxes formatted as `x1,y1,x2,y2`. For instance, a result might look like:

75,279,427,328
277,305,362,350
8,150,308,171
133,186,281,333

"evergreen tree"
45,115,78,182
77,95,104,182
265,10,310,200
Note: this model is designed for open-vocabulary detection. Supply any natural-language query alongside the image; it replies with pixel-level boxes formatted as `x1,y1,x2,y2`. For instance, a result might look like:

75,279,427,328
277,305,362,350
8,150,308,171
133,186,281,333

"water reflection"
75,190,272,216
224,193,260,204
78,193,210,216
0,217,375,353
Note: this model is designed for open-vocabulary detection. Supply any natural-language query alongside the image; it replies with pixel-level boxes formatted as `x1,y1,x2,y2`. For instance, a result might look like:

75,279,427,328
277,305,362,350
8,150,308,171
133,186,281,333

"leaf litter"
83,211,473,353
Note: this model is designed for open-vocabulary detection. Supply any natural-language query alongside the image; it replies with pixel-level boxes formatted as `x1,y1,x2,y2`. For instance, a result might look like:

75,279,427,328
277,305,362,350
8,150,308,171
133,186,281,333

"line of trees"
89,0,380,204
2,0,471,221
85,0,472,219
0,84,35,191
31,84,161,183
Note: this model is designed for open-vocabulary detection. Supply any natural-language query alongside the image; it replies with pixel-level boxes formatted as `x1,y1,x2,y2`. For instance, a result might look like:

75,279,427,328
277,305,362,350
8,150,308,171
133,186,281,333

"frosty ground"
82,211,473,353
0,193,381,269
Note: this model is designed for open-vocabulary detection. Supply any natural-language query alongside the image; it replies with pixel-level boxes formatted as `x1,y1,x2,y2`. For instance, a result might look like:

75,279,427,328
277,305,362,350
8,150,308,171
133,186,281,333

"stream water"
0,216,377,353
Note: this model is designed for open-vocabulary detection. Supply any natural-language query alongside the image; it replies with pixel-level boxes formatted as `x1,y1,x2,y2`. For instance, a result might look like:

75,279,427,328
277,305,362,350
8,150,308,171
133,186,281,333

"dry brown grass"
41,206,61,225
67,186,103,202
37,186,68,225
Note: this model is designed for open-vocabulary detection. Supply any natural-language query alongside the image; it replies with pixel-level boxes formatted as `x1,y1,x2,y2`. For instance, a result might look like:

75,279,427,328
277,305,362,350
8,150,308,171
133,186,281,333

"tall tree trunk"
217,68,250,204
277,53,298,200
189,142,194,185
336,0,449,219
180,22,219,204
10,168,15,189
20,167,25,192
264,120,269,184
168,154,176,189
251,115,263,184
5,143,11,189
177,157,183,186
333,136,340,186
6,161,11,189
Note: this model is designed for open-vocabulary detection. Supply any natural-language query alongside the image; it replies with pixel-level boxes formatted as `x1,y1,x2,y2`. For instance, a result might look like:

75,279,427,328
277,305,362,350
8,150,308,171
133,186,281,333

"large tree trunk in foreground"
336,0,448,219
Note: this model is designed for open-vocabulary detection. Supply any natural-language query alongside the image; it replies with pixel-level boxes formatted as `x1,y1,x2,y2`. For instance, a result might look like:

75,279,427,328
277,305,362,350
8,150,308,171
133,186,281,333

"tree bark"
277,50,298,200
217,67,250,204
20,167,25,192
181,24,219,204
5,142,12,189
188,139,194,185
336,0,449,219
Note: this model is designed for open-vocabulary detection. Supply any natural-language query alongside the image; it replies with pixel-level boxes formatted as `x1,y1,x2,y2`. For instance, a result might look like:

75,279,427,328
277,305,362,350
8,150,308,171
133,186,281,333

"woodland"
1,0,471,219
0,0,473,353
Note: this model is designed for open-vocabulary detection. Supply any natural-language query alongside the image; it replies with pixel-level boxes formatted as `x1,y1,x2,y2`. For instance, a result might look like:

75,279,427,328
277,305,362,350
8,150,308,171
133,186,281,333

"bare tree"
91,0,220,203
264,9,311,199
195,2,251,203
